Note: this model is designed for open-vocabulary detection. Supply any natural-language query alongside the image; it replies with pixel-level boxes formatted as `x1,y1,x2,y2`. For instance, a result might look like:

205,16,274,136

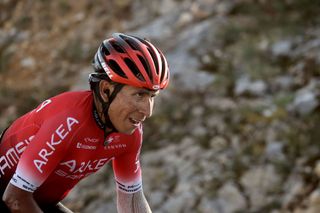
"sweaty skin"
3,184,43,213
98,81,158,134
117,189,152,213
3,184,73,213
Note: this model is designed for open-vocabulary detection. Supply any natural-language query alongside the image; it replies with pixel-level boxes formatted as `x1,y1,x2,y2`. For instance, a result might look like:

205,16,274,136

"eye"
133,89,158,99
134,92,146,99
136,92,145,97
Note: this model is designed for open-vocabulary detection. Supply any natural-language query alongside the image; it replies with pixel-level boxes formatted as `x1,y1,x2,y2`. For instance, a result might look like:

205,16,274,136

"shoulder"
31,90,93,125
131,125,143,142
34,90,92,113
125,125,143,148
112,126,143,149
51,90,92,104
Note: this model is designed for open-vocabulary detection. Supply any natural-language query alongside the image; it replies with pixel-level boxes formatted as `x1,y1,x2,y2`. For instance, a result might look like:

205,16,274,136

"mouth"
129,117,143,127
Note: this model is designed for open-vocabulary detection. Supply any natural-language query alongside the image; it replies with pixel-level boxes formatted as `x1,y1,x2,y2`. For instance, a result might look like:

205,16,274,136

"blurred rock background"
1,0,320,212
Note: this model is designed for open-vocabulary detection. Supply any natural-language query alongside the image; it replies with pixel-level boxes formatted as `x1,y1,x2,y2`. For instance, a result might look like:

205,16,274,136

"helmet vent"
147,48,159,75
125,58,146,82
101,45,110,56
111,41,125,53
160,53,167,82
124,38,139,51
138,55,152,80
108,60,127,78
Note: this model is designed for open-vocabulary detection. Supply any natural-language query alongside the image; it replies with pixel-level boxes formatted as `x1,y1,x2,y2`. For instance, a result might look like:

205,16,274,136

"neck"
93,92,106,123
92,91,116,134
92,92,115,144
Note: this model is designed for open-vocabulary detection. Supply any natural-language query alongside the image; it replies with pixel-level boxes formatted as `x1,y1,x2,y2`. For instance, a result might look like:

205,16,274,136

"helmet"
91,33,169,90
89,33,170,140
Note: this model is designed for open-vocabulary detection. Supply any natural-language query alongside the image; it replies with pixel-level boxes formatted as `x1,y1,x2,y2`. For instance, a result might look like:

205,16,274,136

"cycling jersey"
0,91,143,205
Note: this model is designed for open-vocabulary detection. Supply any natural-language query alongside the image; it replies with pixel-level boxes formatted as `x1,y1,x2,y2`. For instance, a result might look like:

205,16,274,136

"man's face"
108,85,159,134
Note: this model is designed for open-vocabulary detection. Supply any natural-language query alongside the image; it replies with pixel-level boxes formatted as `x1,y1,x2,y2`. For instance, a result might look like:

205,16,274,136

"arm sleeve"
10,113,80,192
112,135,143,194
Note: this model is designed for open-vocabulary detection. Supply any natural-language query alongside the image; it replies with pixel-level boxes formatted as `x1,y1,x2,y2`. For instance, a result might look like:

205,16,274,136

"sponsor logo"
36,99,52,113
104,135,120,146
84,137,99,143
10,173,37,192
33,117,79,173
76,142,97,150
116,181,142,193
55,170,94,180
0,135,34,177
104,143,127,150
55,158,110,180
152,85,160,90
98,53,113,78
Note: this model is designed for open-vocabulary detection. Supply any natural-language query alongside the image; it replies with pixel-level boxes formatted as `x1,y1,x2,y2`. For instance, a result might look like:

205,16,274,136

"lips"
129,117,143,126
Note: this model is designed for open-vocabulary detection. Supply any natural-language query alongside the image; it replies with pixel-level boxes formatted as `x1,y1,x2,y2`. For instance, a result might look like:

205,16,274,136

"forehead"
122,85,160,95
123,85,160,95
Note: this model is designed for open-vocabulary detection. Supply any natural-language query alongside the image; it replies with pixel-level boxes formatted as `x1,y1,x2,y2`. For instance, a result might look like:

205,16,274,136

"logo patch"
84,137,99,143
76,142,97,150
152,85,160,90
104,135,120,146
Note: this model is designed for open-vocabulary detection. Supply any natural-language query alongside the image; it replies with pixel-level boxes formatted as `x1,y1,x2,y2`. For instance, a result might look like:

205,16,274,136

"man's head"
89,33,170,135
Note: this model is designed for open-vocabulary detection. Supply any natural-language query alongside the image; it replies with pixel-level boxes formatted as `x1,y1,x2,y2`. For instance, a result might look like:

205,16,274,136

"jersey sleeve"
112,133,143,194
10,113,81,192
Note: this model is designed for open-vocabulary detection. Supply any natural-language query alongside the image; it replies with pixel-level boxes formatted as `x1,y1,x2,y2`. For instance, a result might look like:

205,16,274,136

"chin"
119,128,136,135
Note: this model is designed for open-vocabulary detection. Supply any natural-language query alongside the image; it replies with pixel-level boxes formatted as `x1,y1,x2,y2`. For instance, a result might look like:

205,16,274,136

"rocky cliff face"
1,0,320,212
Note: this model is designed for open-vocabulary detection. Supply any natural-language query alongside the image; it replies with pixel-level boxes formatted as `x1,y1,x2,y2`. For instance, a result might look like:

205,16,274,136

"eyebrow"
139,88,159,96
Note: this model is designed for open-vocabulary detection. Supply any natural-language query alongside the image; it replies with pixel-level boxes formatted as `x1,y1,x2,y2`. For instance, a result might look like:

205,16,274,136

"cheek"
109,98,135,117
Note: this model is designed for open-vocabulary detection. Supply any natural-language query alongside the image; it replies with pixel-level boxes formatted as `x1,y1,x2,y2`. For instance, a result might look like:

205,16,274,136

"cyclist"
0,33,169,212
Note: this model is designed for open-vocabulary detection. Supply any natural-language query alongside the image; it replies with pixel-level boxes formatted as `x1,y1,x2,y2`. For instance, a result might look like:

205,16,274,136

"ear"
99,80,114,101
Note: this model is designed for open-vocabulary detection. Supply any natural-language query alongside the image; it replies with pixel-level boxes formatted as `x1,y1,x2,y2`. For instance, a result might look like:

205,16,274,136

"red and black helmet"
92,33,170,90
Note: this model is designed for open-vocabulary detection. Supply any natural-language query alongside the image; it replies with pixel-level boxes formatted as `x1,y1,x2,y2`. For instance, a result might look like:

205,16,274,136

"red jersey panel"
0,91,143,205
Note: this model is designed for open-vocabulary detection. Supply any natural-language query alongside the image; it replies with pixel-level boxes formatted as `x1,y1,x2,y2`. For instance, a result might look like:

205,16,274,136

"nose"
138,98,154,118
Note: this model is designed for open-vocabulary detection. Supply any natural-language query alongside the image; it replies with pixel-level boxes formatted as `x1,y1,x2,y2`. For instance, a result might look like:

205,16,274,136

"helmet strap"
93,82,124,145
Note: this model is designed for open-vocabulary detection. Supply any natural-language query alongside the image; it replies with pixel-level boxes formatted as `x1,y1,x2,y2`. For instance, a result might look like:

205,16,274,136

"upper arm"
10,114,80,193
113,134,143,194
